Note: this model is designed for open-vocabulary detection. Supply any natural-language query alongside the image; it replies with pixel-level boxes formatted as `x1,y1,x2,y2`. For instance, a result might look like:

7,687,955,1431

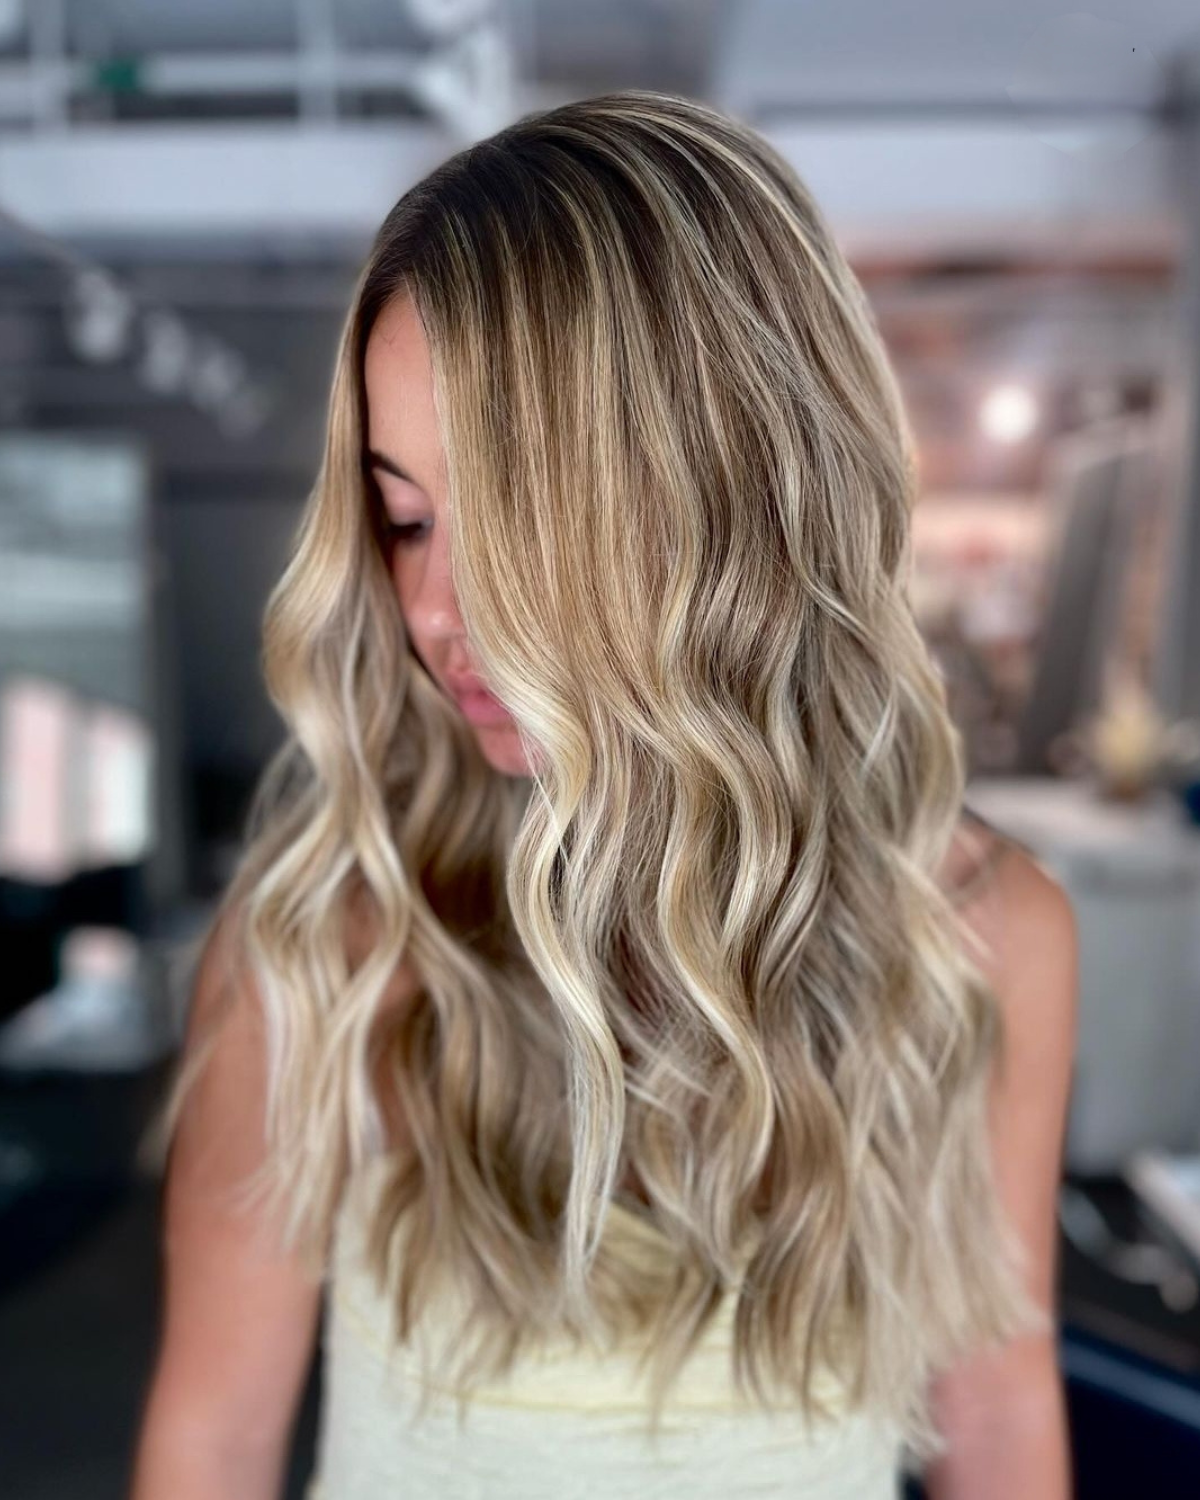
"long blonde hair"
149,89,1042,1461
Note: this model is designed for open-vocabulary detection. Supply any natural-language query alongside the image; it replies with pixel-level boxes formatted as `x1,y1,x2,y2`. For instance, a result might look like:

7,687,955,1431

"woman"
130,90,1078,1500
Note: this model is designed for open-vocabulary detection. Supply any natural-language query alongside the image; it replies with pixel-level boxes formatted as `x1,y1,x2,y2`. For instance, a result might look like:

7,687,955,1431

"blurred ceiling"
0,0,1194,500
3,0,1197,109
55,0,714,90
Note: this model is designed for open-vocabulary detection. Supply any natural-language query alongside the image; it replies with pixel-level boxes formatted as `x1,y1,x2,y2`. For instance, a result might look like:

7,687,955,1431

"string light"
136,309,191,396
63,269,134,364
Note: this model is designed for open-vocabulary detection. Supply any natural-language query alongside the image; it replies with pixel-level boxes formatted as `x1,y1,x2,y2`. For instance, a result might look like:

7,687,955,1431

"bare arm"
128,910,327,1500
923,846,1080,1500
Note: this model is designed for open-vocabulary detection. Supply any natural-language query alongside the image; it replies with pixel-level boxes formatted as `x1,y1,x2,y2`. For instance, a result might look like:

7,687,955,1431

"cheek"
387,561,433,671
382,552,416,639
385,547,416,608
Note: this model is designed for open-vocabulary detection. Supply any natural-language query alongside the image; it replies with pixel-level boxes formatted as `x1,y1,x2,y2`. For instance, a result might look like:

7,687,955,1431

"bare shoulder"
994,842,1079,974
938,812,1010,910
924,840,1080,1434
946,821,1080,1105
989,839,1080,1055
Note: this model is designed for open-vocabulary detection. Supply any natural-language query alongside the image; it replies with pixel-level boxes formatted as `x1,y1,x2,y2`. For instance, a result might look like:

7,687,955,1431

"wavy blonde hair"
149,88,1043,1462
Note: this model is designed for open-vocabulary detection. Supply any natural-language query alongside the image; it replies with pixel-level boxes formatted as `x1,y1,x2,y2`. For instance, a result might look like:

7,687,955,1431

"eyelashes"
385,520,429,547
366,473,429,551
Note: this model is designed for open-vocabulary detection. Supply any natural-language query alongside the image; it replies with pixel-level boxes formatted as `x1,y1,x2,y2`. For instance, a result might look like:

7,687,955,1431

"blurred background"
3,2,1200,1497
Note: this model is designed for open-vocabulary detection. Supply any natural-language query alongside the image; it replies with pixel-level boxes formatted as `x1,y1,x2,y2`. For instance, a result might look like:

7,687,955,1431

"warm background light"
979,383,1040,444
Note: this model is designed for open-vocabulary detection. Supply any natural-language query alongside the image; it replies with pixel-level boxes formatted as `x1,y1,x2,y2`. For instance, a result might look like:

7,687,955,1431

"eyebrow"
365,448,416,484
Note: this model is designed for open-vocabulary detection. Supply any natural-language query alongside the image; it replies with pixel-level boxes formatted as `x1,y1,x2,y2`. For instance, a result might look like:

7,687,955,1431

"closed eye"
384,519,429,547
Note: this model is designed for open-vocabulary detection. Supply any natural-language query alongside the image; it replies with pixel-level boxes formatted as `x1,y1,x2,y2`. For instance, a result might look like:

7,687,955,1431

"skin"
363,292,530,779
923,843,1078,1500
129,289,1077,1500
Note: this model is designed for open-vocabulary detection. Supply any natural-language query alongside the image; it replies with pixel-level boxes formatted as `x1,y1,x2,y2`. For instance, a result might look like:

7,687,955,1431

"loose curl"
147,89,1043,1464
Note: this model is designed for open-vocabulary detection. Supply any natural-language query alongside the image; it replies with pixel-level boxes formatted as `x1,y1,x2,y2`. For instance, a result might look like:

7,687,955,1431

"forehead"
363,293,443,482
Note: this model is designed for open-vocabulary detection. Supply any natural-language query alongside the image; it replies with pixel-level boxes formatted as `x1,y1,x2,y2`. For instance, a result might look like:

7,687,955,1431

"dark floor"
0,1179,324,1500
0,1065,322,1500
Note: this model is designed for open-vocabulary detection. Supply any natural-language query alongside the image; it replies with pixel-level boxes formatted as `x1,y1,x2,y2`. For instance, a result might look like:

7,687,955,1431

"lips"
453,683,512,725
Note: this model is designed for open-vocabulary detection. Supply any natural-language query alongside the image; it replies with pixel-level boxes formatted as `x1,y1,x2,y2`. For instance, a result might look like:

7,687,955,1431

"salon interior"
2,3,1200,1497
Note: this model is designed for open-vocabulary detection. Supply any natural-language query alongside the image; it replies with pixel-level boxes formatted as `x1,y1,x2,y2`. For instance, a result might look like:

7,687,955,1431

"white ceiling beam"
765,120,1180,262
0,121,455,241
0,112,1179,255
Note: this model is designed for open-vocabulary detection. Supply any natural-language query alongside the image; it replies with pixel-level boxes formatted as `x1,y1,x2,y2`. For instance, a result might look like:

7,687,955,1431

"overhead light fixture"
216,384,274,439
136,309,191,395
63,269,134,364
186,338,247,411
979,383,1039,443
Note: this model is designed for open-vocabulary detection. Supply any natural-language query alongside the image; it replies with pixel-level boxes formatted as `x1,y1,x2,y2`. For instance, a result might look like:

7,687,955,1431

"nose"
402,522,465,647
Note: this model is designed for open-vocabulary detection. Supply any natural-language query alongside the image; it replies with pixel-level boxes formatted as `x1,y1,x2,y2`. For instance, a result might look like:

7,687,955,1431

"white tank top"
304,1155,908,1499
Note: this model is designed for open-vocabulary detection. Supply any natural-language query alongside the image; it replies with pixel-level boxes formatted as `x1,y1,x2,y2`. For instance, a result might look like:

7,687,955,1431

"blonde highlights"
149,90,1043,1463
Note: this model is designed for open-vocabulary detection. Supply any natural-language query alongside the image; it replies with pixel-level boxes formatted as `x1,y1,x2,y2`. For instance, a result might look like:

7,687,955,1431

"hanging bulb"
64,268,134,364
186,337,247,411
137,309,191,395
979,383,1039,444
